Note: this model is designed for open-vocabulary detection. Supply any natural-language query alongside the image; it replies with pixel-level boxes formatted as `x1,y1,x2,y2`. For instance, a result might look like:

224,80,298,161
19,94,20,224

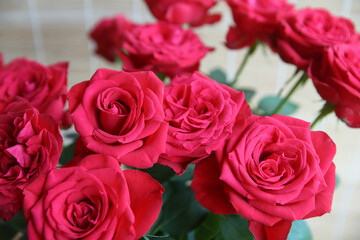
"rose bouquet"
1,0,360,239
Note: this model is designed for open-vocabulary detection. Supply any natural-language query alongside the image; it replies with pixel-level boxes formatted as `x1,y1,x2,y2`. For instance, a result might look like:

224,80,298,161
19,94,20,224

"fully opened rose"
159,72,251,174
0,53,70,127
23,154,164,240
68,69,168,168
0,97,62,221
120,21,213,77
191,114,336,240
274,8,359,70
225,0,294,49
143,0,221,27
308,44,360,128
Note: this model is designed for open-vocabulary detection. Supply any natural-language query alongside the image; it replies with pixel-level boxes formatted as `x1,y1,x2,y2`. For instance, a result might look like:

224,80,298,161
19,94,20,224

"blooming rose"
274,8,359,70
191,114,336,240
23,154,164,240
225,0,294,49
159,72,251,174
89,14,134,62
308,44,360,128
143,0,221,27
120,21,213,77
0,53,70,127
68,69,168,168
0,97,62,221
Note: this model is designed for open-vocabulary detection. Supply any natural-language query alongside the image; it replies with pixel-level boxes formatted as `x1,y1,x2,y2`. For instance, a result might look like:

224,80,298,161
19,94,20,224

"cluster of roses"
0,0,349,239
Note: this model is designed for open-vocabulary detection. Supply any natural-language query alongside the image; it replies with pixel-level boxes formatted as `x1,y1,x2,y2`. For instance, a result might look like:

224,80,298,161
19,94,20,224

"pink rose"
23,154,164,240
89,14,134,62
120,21,213,77
68,69,168,168
143,0,221,27
159,72,251,174
0,97,62,221
191,114,336,240
274,8,359,70
0,53,70,127
225,0,294,49
308,44,360,127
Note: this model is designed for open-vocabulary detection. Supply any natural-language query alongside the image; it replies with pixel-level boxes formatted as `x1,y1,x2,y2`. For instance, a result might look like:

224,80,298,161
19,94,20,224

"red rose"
308,44,360,127
23,154,164,240
0,54,70,127
120,21,213,77
68,69,168,168
225,0,294,49
0,97,62,221
191,114,336,240
143,0,221,27
89,14,134,62
274,8,359,70
159,72,251,174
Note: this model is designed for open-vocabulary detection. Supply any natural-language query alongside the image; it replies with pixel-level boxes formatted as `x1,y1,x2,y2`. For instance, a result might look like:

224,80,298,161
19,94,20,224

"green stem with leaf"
310,102,335,129
229,41,259,88
271,71,308,115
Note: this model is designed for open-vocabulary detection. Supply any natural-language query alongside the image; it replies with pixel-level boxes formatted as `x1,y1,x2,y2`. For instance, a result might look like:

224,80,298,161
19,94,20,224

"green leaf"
59,140,77,166
195,213,221,240
287,220,312,240
257,95,298,116
209,68,227,85
140,164,176,183
237,88,256,103
156,185,208,236
220,215,254,240
7,211,27,233
336,173,340,189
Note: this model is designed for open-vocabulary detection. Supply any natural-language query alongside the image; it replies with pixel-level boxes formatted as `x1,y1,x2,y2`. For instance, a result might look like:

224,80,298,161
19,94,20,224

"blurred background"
1,0,360,239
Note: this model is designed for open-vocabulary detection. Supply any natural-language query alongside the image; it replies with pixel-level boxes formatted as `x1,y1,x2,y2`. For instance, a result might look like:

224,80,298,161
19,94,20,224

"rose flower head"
68,69,168,169
159,72,251,174
225,0,295,49
0,97,63,221
23,154,164,240
143,0,221,27
89,14,134,62
120,21,213,78
308,44,360,128
191,114,336,240
273,8,359,70
0,53,70,128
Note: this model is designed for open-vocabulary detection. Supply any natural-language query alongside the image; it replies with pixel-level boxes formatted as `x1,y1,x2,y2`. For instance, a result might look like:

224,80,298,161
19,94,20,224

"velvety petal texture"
23,154,164,240
143,0,221,27
89,14,134,62
159,72,251,174
308,44,360,128
0,97,62,221
273,8,359,70
225,0,294,49
0,53,70,127
120,21,213,77
191,114,336,240
68,69,168,168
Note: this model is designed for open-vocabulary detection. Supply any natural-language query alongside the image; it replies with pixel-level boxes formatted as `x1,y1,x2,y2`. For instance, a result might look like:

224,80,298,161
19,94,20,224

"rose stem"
271,71,308,115
229,41,259,88
277,68,301,97
310,102,335,129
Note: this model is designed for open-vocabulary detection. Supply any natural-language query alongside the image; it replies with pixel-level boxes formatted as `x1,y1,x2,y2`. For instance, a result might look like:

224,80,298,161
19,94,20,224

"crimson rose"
120,21,213,77
0,53,70,127
89,14,134,62
274,8,359,70
143,0,221,27
308,44,360,128
23,154,164,240
159,72,251,174
225,0,294,49
68,69,168,168
0,97,62,221
191,114,336,240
